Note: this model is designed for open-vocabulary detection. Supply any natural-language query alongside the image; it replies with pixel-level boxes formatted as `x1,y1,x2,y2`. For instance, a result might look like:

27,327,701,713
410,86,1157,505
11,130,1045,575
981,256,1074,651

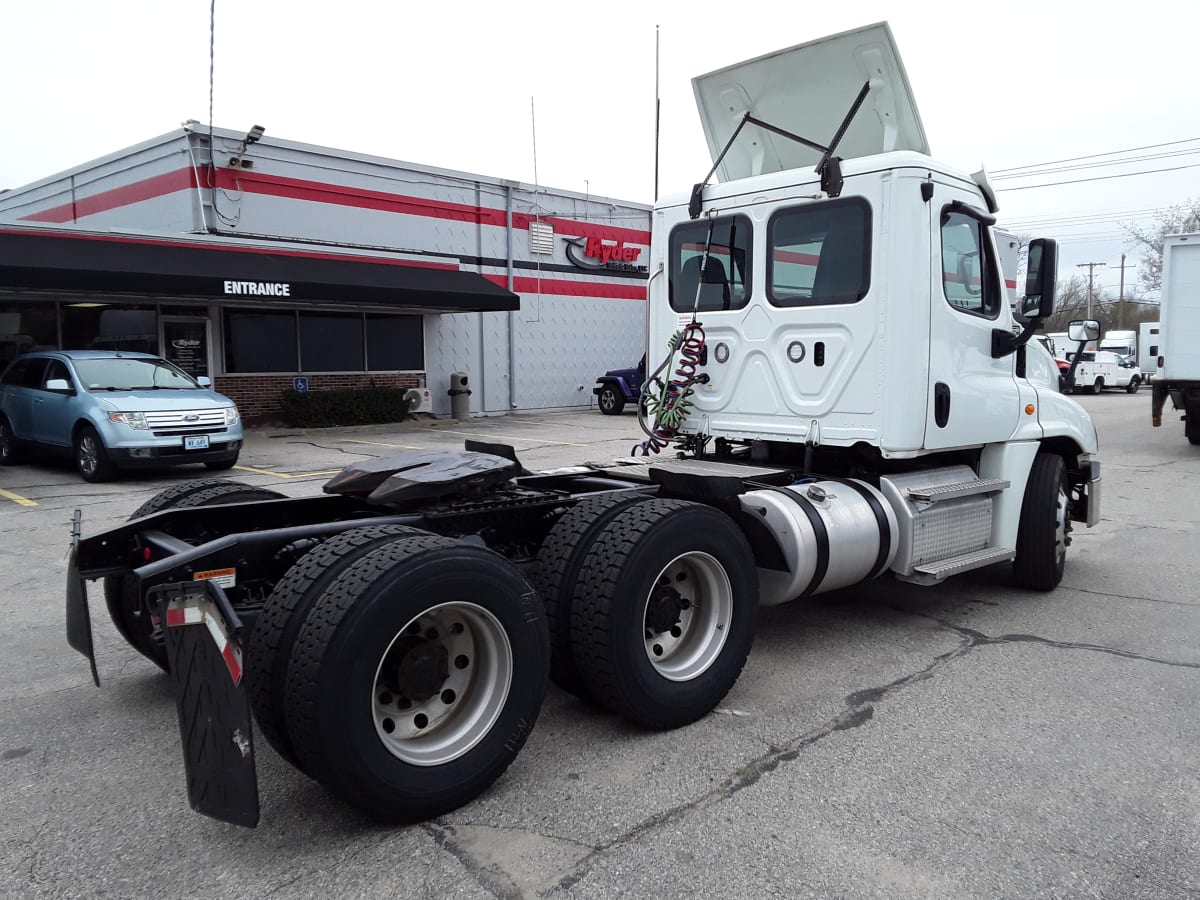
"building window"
224,310,298,373
767,199,871,308
299,312,364,372
366,314,423,371
0,301,58,370
62,303,158,353
669,215,752,313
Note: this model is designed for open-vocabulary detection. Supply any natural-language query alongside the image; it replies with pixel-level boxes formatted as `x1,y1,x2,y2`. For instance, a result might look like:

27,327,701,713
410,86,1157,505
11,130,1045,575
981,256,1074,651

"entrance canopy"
0,225,519,312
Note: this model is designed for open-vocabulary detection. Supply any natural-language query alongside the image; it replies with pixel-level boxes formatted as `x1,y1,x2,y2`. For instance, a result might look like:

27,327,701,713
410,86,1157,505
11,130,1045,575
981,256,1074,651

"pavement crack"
899,608,1200,670
544,635,977,895
423,821,524,900
283,441,374,456
1064,584,1197,608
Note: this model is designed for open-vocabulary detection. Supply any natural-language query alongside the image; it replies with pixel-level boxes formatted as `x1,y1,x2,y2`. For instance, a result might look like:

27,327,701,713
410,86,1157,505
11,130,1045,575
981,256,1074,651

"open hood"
691,22,930,183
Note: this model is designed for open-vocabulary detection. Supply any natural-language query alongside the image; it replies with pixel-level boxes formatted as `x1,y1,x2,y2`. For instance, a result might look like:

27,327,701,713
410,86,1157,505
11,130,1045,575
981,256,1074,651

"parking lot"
1,395,1197,899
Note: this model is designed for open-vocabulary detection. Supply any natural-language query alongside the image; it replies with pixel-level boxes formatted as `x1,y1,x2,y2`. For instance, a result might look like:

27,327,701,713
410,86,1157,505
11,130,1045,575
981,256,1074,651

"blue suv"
0,350,242,482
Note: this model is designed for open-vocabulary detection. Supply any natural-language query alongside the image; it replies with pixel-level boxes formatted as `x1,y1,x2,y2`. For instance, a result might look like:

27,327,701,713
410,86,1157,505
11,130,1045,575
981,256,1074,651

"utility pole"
1077,261,1106,321
1112,255,1135,329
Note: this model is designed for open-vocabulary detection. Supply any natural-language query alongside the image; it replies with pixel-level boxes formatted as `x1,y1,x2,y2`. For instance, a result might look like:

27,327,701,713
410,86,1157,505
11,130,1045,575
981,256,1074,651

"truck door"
924,195,1020,449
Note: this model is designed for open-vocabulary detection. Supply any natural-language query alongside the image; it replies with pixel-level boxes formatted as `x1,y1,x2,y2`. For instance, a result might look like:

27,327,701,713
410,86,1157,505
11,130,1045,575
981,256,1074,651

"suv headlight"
225,406,240,426
107,411,149,430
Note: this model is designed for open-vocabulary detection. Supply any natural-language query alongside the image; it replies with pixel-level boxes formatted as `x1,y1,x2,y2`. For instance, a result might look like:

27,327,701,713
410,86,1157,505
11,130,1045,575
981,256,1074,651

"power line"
992,147,1200,181
996,162,1200,191
992,137,1200,174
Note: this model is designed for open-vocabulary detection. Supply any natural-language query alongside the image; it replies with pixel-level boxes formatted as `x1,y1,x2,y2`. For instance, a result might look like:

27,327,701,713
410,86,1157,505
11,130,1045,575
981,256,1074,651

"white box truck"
1151,234,1200,443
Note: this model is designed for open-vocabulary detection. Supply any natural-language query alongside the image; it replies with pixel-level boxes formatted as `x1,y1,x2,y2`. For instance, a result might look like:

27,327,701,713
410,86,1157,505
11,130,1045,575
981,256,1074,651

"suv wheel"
0,417,23,465
75,425,117,483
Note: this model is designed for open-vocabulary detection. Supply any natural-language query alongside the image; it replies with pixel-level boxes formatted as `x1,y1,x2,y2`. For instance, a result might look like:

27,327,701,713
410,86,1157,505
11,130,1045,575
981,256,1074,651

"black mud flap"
65,510,99,687
151,580,261,828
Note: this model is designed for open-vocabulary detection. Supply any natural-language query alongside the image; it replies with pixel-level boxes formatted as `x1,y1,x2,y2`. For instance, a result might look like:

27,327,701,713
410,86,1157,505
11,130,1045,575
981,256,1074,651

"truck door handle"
934,382,951,428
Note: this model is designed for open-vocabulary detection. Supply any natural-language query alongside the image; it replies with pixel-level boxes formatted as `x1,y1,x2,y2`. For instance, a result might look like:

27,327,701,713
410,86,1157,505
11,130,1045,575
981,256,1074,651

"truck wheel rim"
600,390,615,411
1055,485,1068,566
372,601,512,767
641,551,732,682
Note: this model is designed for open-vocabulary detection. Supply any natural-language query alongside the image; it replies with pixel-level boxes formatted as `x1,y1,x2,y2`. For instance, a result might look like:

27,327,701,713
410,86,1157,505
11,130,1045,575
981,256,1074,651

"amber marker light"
1025,404,1036,415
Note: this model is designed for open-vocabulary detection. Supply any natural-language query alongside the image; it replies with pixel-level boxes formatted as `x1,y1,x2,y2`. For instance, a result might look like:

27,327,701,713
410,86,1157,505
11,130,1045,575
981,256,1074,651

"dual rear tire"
248,529,549,822
533,497,758,729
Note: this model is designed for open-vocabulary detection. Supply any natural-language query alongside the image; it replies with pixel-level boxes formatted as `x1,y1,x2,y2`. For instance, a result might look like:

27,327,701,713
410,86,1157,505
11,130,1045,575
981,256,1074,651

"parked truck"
1151,234,1200,443
1138,321,1162,379
1071,349,1143,393
65,22,1101,828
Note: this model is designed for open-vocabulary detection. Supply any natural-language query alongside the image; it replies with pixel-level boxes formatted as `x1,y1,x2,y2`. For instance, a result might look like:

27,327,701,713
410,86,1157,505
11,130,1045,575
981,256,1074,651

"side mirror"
1021,238,1058,318
1068,319,1101,343
196,376,213,388
45,378,73,393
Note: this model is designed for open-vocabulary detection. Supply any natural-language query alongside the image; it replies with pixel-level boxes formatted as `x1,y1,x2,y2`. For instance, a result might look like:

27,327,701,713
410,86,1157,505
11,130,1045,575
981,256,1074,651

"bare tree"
1122,198,1200,293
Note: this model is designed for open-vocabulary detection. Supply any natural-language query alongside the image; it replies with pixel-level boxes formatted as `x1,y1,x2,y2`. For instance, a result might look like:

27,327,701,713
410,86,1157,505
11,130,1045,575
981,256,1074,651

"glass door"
160,317,212,381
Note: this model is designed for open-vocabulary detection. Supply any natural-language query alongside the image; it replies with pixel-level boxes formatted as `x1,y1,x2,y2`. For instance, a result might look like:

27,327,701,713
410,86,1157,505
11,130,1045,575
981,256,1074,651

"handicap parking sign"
293,376,309,392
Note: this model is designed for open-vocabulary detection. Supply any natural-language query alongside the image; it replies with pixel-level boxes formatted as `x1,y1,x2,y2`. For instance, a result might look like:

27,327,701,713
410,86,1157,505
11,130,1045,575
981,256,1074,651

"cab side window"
940,211,999,318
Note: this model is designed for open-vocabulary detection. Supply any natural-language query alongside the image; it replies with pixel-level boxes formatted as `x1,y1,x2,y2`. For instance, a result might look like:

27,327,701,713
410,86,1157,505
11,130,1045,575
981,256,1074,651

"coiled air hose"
633,219,717,456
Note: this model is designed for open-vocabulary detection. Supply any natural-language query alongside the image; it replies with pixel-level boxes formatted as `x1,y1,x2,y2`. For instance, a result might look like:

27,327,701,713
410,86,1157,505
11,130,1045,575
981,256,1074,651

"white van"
1072,350,1143,393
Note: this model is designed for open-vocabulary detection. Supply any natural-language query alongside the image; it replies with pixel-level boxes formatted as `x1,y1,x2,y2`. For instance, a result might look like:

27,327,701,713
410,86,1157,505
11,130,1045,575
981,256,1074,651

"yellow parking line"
233,465,342,479
430,428,586,447
0,487,37,507
339,439,422,450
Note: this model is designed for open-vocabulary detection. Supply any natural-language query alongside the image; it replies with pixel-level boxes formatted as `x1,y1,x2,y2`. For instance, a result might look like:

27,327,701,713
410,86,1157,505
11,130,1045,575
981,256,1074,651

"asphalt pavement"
0,395,1196,899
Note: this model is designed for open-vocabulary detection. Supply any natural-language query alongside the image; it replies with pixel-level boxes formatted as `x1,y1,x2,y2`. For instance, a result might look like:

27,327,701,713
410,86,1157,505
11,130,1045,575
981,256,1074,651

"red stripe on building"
20,166,650,244
212,168,510,227
21,169,199,223
483,274,646,301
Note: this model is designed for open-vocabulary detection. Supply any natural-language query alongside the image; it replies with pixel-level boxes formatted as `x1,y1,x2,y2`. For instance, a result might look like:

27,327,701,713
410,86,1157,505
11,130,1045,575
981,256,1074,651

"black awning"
0,226,519,312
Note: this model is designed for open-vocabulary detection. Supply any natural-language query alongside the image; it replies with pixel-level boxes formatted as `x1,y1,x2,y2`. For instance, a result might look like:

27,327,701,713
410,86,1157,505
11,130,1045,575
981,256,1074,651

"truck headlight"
107,411,149,430
225,406,240,425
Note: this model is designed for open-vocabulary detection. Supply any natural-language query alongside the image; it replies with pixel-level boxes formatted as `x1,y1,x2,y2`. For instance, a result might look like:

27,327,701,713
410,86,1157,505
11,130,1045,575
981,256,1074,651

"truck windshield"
73,357,199,391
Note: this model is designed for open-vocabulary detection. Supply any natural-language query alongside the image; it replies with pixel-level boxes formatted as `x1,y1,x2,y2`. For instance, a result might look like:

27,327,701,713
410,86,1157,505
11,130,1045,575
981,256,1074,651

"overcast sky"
4,0,1198,297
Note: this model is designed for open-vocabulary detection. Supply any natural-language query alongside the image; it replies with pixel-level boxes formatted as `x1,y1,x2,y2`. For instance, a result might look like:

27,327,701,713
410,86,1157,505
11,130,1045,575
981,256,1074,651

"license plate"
184,435,210,451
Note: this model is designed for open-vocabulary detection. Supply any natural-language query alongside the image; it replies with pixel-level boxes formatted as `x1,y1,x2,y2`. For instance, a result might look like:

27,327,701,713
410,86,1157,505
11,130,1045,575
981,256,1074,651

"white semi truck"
1151,234,1200,443
64,22,1101,827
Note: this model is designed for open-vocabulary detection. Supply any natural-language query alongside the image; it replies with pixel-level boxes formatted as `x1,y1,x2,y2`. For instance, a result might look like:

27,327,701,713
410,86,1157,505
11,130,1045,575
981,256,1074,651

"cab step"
906,478,1009,504
903,547,1016,584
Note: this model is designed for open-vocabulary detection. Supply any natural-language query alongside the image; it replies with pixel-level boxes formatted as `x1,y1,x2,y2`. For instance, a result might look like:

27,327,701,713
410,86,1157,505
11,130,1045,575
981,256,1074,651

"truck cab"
644,22,1099,586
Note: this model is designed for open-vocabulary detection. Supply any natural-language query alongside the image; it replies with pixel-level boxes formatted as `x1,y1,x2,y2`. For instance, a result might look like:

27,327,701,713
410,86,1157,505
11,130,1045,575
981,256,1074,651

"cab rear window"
767,199,871,307
669,216,752,313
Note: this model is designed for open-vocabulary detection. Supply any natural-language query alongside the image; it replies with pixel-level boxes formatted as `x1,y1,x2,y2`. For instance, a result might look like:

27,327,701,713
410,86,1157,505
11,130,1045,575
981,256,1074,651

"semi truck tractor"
65,22,1101,827
1151,234,1200,443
